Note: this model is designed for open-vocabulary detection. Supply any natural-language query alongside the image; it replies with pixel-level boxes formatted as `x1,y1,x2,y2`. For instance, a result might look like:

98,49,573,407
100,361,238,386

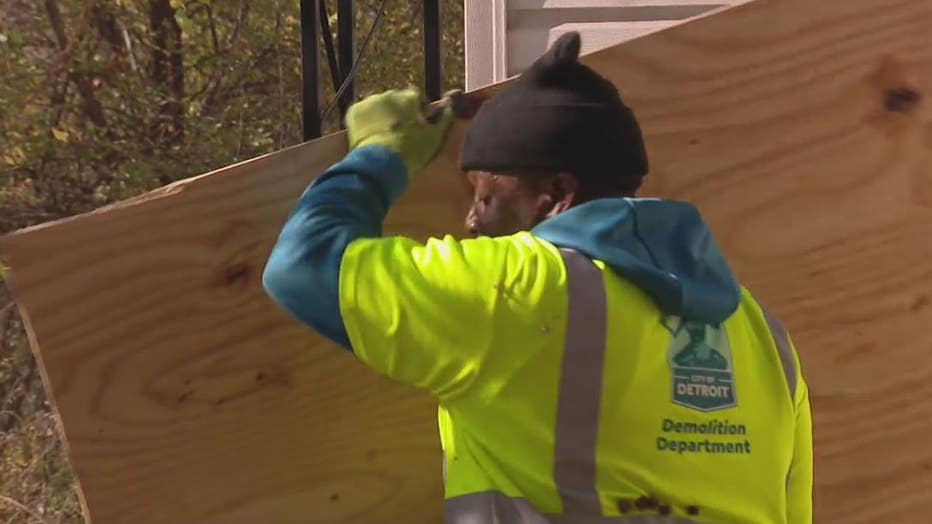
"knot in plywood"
884,87,922,113
206,220,265,303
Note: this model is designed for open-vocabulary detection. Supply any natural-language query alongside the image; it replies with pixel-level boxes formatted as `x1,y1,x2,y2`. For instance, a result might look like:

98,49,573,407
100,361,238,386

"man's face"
465,171,576,237
464,171,538,237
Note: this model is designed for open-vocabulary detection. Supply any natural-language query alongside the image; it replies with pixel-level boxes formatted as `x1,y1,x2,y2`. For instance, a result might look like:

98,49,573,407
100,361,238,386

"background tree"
0,1,465,522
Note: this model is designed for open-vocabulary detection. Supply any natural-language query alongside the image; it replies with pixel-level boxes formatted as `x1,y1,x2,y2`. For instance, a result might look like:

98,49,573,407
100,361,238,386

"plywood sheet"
3,0,932,522
505,1,739,75
466,1,747,88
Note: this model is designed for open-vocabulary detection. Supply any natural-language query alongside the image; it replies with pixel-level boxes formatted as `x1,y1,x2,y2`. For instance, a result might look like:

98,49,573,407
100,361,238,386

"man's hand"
345,88,453,177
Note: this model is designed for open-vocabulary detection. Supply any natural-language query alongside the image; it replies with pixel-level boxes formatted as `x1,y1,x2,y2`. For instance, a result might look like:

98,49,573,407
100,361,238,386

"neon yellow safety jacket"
263,145,813,523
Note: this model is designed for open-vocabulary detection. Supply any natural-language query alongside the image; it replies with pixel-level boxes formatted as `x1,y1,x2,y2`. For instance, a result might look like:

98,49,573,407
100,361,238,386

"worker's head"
459,32,648,237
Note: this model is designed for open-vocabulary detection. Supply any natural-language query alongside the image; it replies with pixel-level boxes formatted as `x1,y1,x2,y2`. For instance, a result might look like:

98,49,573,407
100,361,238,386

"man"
263,32,812,523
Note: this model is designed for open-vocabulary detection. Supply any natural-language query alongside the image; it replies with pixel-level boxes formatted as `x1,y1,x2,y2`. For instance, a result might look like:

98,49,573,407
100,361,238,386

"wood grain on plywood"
3,0,932,522
4,133,449,524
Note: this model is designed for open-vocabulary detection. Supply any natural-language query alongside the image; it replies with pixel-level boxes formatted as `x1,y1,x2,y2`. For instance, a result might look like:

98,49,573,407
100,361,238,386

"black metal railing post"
319,2,345,118
300,0,321,140
423,0,442,101
301,0,443,137
337,0,355,111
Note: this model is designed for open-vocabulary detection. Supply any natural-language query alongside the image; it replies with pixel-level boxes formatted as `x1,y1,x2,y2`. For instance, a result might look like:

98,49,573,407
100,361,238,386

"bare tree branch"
91,1,125,59
149,0,184,143
205,2,220,55
48,70,70,129
120,21,139,72
43,0,109,128
0,495,49,524
276,3,286,149
227,0,251,48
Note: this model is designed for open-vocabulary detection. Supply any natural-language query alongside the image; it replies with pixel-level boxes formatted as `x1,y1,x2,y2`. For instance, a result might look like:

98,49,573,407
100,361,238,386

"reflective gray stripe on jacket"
444,249,797,523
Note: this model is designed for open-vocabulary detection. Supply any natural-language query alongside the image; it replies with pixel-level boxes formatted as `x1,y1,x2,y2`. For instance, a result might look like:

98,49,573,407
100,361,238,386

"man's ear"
542,172,578,218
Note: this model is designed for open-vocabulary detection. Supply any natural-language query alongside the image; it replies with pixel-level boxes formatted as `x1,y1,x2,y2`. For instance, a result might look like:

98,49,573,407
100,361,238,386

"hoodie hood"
532,198,740,324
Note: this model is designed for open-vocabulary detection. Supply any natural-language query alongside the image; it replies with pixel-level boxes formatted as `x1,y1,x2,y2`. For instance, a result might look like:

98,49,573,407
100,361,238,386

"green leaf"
4,31,23,49
0,259,9,281
175,10,194,33
2,146,26,166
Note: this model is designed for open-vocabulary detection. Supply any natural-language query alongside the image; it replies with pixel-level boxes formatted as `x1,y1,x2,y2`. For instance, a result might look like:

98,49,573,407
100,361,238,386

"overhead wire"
319,0,389,125
318,1,346,116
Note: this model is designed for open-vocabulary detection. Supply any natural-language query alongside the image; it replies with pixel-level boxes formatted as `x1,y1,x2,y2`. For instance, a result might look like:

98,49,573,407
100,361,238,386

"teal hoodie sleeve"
261,145,409,351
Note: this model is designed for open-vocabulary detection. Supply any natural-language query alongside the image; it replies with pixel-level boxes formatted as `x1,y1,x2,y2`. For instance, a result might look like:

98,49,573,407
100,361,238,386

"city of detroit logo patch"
665,317,736,412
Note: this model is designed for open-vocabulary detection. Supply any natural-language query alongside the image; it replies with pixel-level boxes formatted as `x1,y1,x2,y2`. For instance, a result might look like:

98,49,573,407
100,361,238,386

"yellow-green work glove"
345,88,453,177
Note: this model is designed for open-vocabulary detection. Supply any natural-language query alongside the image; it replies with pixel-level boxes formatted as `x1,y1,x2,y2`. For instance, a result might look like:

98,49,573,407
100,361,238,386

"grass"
0,285,84,524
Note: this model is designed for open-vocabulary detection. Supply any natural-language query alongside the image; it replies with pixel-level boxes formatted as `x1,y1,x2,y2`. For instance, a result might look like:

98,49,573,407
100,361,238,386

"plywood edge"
569,0,759,70
508,22,678,76
0,133,345,259
13,299,95,523
477,0,759,89
3,259,81,511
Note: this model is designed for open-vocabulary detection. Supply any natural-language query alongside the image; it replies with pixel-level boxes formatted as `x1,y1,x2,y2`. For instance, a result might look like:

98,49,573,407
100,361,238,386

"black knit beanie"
459,32,648,194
